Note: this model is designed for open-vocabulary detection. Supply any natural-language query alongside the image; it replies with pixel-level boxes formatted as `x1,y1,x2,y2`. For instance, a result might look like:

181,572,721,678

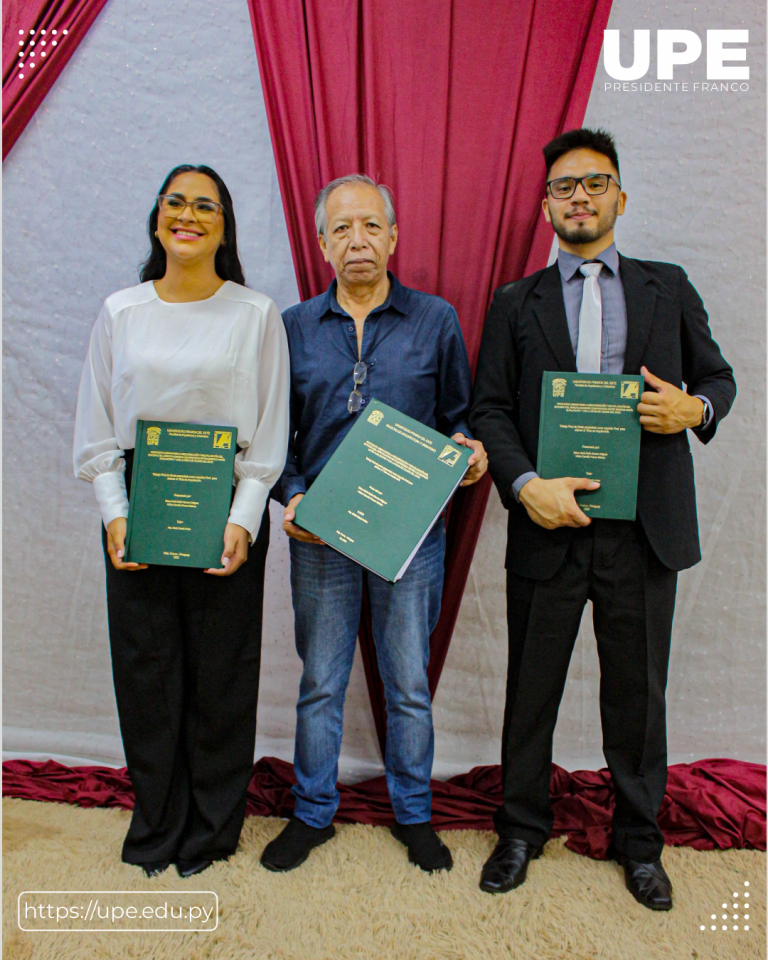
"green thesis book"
293,399,470,582
536,372,644,520
124,420,237,568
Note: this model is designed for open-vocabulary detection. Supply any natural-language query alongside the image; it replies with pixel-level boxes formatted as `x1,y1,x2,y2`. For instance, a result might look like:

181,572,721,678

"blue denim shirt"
277,273,472,505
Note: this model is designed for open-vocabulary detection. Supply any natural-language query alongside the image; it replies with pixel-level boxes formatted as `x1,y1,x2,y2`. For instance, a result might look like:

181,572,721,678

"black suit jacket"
470,256,736,578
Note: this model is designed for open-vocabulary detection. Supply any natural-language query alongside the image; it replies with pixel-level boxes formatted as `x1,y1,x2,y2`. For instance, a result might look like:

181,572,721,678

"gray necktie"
576,262,603,373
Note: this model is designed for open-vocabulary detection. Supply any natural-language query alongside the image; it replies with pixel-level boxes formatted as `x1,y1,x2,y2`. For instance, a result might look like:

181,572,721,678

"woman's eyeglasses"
157,194,224,222
348,361,368,413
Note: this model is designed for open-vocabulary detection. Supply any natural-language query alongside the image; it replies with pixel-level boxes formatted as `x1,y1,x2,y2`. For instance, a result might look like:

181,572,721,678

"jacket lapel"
531,263,576,371
620,255,657,374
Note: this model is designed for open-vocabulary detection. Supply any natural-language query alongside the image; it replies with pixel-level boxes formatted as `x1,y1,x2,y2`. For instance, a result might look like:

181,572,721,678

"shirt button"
348,325,354,332
360,398,366,406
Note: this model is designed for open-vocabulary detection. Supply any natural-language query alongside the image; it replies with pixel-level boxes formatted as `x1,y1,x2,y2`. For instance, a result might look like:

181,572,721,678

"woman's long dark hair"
139,164,245,285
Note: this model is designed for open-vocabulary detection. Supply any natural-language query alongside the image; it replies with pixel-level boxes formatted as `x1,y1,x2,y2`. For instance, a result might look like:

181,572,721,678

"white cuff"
92,470,129,529
228,477,270,540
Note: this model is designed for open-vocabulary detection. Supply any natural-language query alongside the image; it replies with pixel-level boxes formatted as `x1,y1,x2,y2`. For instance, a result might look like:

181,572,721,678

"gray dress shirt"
559,243,627,374
512,243,711,500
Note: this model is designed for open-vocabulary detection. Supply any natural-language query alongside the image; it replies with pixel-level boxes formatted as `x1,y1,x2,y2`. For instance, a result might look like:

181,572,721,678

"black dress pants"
497,519,677,862
102,459,269,864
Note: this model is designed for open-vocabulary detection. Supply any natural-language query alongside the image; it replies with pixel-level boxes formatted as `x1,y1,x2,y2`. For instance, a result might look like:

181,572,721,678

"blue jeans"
290,522,445,827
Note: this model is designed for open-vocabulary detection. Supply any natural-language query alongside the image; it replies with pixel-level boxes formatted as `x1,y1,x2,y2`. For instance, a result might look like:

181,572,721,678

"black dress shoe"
619,856,673,911
176,859,213,878
260,817,336,872
139,861,170,878
479,838,543,894
391,821,453,873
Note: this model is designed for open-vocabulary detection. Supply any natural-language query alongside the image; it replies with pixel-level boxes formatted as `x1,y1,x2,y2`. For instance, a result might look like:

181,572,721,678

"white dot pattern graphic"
703,880,755,934
15,24,70,81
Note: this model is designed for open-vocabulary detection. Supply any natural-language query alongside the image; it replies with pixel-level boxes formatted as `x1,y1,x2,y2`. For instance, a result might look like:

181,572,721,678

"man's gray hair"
314,174,396,238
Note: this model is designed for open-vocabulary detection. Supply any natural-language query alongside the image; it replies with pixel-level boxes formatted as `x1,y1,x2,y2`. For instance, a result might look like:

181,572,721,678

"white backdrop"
3,0,765,779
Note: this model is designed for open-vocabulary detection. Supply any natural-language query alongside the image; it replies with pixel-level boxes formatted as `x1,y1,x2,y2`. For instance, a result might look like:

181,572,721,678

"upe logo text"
603,30,749,81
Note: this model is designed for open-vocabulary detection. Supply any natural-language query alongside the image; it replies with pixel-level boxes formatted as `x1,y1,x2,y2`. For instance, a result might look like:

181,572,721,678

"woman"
73,164,290,878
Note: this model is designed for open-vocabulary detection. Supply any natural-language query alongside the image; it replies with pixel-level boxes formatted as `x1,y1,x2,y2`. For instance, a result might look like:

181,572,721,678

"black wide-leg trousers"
496,519,677,863
101,471,269,865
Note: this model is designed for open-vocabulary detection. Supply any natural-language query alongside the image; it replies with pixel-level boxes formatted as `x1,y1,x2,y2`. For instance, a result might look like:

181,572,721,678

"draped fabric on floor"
4,758,765,860
248,0,613,753
2,0,110,159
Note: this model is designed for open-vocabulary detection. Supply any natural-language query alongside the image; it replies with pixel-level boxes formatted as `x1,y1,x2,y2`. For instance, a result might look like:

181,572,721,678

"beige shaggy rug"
3,797,764,960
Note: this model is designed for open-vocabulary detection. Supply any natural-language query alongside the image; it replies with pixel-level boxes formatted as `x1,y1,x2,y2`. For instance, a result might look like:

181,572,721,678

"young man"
470,129,735,909
261,174,487,875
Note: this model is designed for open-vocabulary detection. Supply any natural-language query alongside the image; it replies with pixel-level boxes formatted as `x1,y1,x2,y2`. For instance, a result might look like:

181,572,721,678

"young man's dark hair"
542,127,620,179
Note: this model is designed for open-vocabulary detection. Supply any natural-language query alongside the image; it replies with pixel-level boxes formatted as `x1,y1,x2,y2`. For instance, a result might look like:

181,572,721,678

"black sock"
391,821,453,872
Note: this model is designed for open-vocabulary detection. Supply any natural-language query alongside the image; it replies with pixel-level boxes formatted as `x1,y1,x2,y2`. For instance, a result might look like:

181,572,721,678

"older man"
260,174,487,874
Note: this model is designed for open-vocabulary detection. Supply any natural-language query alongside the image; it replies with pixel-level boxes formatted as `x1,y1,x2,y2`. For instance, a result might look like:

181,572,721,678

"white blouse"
73,280,290,538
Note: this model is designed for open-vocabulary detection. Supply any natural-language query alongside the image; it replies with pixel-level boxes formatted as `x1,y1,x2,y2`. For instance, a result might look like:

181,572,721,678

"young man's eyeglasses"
546,174,621,200
157,194,224,222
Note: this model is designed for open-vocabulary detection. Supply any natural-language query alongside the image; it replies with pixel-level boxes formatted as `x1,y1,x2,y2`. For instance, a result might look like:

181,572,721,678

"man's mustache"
564,207,599,218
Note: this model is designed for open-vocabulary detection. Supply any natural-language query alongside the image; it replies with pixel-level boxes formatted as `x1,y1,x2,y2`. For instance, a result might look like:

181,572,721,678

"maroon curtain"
4,758,765,860
2,0,110,160
248,0,612,752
